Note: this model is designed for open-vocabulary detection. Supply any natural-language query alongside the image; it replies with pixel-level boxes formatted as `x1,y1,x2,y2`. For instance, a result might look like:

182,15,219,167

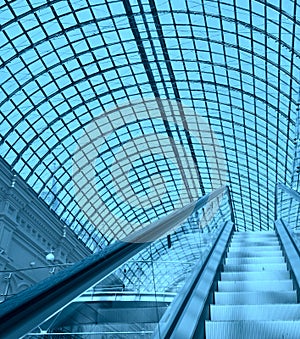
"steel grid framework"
0,1,300,250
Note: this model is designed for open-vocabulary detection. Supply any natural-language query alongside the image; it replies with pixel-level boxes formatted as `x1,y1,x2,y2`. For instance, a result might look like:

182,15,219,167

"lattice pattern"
0,0,300,249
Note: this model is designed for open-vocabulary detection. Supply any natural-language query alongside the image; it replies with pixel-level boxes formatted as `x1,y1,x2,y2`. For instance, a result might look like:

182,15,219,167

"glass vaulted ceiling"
0,0,300,249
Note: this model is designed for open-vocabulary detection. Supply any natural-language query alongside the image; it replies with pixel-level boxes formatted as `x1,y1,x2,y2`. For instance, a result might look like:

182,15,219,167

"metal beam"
275,183,300,221
75,291,175,303
276,183,300,204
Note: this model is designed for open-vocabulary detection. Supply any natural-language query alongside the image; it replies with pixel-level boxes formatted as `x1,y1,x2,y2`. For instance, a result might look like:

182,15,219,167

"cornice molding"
0,158,91,260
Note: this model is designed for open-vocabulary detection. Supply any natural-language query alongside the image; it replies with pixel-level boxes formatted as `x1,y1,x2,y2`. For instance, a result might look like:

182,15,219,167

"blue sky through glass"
0,0,300,250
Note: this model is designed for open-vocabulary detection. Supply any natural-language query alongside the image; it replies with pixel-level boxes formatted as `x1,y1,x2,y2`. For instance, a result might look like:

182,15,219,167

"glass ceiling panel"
0,0,300,253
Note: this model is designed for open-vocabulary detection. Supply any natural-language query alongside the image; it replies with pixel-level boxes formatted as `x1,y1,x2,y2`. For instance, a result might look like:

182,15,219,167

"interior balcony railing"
0,185,234,339
275,183,300,300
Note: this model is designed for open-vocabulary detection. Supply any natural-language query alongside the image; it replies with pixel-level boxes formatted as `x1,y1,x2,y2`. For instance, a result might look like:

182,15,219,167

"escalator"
206,230,300,338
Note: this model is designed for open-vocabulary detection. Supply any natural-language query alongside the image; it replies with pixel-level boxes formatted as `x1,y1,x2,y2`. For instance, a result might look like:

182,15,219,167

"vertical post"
274,183,278,221
226,186,235,224
2,273,12,302
291,86,300,190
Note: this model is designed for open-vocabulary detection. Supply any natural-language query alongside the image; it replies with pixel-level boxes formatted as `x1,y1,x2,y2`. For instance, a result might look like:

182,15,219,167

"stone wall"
0,158,91,301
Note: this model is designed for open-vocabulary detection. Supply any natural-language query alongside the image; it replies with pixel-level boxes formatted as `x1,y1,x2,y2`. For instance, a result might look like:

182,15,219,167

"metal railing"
152,220,234,339
275,183,300,229
0,185,233,339
275,183,300,299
